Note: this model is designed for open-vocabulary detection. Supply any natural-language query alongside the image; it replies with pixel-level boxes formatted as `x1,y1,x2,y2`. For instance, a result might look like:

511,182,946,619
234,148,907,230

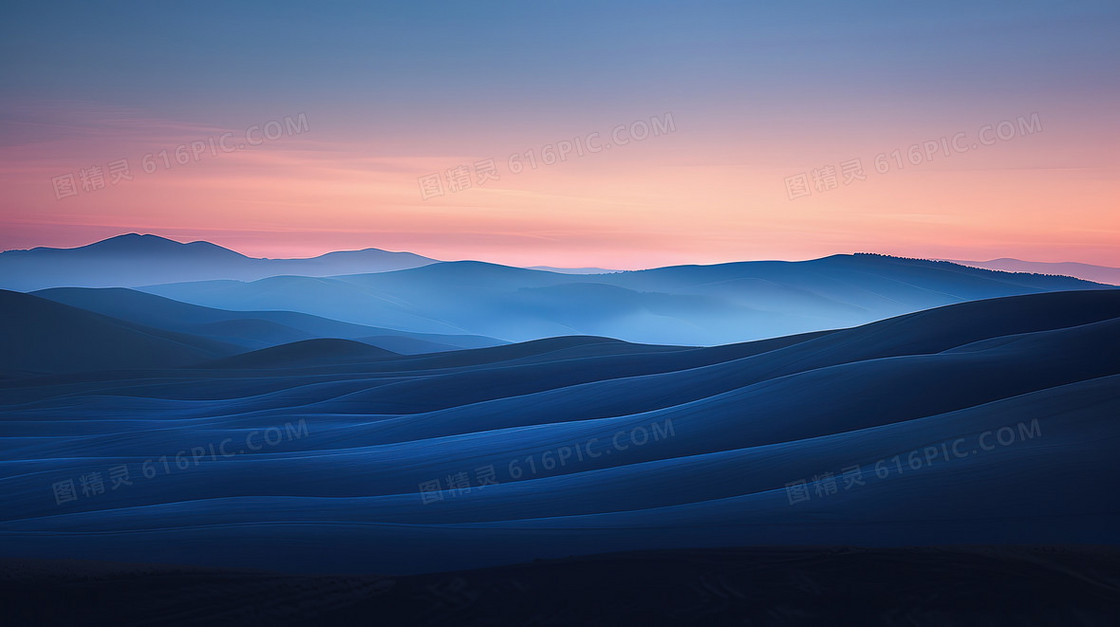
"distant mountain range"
138,253,1106,345
0,233,438,290
945,258,1120,286
2,234,1112,345
0,234,625,290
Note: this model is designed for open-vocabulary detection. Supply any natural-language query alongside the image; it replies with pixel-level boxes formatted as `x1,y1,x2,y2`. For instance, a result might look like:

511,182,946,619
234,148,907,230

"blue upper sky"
1,1,1118,267
5,1,1116,131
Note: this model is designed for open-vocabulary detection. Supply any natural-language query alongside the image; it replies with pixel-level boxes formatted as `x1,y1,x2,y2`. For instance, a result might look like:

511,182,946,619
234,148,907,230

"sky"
1,1,1117,268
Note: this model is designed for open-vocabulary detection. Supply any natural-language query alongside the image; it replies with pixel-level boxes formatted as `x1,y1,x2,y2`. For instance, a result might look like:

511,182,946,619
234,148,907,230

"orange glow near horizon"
2,105,1117,269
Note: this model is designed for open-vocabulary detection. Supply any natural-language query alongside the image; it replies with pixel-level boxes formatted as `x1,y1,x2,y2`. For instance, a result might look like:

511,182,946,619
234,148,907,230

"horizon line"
3,231,1116,271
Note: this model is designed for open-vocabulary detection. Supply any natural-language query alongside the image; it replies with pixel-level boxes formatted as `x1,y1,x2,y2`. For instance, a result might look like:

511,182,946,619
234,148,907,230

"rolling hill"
0,290,240,374
33,287,505,353
139,254,1106,344
0,289,1116,575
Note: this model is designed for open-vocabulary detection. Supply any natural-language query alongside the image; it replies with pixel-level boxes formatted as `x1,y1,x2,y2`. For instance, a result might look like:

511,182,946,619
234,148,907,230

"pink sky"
2,103,1117,269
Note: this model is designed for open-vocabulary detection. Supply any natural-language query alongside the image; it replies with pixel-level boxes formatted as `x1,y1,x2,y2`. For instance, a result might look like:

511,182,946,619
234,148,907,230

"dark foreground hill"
0,290,240,374
0,289,1117,578
5,546,1119,626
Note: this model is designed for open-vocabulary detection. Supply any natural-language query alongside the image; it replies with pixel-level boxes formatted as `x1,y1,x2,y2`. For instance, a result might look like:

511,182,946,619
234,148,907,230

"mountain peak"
0,234,437,290
68,233,250,259
88,233,179,246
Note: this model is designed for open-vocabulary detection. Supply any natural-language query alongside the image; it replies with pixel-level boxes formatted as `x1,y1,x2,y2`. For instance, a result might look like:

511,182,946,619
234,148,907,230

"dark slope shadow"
33,286,505,353
202,338,401,369
0,289,241,374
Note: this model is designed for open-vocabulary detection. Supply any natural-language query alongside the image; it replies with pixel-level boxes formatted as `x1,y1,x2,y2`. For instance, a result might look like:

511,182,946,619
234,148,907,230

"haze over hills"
0,234,438,290
528,266,621,274
32,287,505,355
1,290,1117,574
139,253,1106,345
4,233,1111,346
945,258,1120,286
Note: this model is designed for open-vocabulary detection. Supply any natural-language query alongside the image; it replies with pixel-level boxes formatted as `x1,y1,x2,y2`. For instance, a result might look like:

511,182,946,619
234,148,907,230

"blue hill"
0,234,437,290
140,254,1107,344
0,289,1116,574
